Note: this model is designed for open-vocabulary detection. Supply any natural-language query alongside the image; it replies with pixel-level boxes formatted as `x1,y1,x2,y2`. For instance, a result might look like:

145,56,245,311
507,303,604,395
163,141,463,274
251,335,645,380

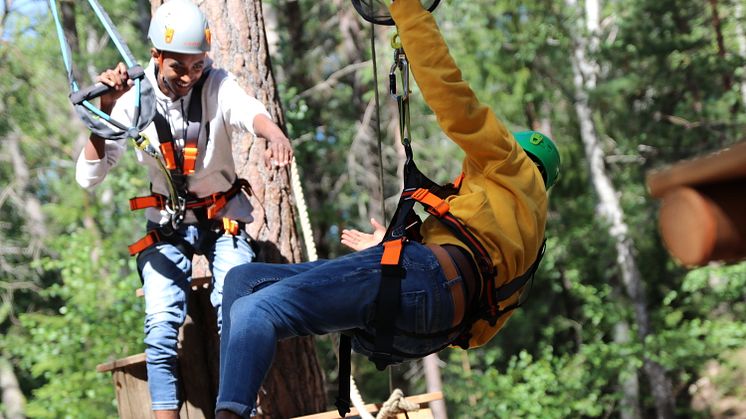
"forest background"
0,0,745,418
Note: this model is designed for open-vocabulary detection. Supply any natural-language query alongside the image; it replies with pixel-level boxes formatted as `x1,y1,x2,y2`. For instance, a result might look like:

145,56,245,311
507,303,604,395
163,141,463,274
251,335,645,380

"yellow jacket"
390,0,548,347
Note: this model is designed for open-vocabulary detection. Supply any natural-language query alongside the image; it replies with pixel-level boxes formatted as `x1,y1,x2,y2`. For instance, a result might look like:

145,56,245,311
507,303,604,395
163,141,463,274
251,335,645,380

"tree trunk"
706,0,732,91
149,1,326,416
735,2,746,107
0,357,25,419
563,0,674,417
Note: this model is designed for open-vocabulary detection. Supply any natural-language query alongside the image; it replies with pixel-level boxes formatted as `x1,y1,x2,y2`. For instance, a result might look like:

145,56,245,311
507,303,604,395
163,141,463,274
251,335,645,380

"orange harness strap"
159,142,177,170
128,217,242,256
128,230,160,256
129,179,249,217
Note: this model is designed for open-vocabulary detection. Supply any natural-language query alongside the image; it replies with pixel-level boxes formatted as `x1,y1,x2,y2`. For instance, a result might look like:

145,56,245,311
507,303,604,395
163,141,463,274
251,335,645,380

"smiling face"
152,48,207,99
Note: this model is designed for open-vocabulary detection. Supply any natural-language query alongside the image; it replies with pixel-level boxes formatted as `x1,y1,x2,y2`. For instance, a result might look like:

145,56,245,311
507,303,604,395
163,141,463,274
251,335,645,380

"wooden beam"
646,141,746,198
658,183,746,266
96,353,146,373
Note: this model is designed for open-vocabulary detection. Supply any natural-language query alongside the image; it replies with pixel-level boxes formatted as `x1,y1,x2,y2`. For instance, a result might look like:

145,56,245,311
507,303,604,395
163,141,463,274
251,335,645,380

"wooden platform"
97,273,219,419
646,141,746,266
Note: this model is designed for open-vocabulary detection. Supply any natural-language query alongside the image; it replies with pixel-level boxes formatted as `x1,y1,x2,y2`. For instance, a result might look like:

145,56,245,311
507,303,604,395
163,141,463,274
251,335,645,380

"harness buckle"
160,142,177,170
207,193,227,219
222,218,239,235
183,146,198,175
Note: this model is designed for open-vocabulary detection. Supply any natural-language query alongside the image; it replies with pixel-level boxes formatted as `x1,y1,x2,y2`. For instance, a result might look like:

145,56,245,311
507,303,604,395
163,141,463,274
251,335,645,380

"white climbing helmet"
148,0,211,54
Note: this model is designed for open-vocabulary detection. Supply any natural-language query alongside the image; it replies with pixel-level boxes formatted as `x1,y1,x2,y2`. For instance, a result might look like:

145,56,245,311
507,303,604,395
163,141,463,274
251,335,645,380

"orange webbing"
128,230,160,256
411,188,450,216
183,146,198,175
129,195,166,211
160,142,177,170
381,238,405,266
206,194,228,219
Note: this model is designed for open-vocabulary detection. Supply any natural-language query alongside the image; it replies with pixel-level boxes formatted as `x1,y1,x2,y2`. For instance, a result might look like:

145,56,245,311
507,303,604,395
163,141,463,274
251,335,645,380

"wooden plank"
97,353,147,373
292,392,443,419
178,305,217,419
113,361,154,419
398,408,433,419
646,141,746,198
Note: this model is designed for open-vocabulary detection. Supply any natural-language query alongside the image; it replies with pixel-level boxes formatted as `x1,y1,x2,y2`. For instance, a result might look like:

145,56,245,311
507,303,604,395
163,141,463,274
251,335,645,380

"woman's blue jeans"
216,242,459,418
137,223,255,411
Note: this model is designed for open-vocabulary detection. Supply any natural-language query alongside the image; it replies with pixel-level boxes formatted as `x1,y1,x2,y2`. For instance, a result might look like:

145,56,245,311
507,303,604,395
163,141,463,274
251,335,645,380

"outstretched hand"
341,218,386,251
264,134,293,168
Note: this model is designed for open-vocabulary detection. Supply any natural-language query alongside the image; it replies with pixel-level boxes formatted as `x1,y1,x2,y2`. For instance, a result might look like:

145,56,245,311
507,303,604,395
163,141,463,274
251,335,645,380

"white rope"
290,158,317,262
375,389,420,419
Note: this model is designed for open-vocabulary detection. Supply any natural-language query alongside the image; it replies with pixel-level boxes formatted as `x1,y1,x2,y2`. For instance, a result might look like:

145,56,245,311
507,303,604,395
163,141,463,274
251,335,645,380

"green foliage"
7,227,143,418
446,347,612,418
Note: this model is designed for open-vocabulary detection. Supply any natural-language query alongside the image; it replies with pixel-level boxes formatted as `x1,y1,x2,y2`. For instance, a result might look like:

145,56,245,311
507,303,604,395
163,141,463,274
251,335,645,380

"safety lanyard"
389,37,411,148
48,0,155,141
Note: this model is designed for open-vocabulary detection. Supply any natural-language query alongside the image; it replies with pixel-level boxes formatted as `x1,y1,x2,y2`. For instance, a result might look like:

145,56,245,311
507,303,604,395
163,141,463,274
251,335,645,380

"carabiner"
389,48,410,101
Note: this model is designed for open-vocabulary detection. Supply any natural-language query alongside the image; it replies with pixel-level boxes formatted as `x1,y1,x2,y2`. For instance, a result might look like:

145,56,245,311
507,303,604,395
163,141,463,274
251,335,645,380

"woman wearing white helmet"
75,1,293,418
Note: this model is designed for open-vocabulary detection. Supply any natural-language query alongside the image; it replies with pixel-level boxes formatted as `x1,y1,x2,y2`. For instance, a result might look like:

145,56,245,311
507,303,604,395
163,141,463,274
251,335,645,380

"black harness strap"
150,68,210,224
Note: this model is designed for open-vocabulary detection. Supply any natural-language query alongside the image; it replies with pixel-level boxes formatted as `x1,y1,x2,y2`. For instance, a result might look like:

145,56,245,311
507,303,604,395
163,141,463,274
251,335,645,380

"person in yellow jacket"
215,0,558,416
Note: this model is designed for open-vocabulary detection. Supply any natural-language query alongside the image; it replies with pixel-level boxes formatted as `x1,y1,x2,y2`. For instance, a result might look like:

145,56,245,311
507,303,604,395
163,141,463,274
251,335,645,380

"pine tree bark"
150,1,325,416
564,0,674,418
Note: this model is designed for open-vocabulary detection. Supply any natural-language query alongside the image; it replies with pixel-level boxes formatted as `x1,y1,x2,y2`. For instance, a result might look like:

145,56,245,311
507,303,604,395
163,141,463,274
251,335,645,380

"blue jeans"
137,223,255,411
216,242,458,417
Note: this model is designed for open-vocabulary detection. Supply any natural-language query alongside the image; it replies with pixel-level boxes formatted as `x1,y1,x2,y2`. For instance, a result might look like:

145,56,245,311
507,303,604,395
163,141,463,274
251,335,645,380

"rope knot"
375,388,419,419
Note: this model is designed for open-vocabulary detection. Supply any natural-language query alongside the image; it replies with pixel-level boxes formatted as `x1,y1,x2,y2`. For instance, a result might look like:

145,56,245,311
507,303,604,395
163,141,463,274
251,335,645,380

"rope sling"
48,0,190,228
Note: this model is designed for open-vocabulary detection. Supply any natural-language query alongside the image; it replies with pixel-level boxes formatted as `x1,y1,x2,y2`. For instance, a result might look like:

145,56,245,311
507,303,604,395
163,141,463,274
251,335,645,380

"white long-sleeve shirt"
76,59,270,225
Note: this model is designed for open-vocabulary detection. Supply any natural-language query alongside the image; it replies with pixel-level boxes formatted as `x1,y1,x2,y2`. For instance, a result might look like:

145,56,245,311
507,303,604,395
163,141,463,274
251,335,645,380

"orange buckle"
183,146,198,175
130,195,166,211
222,218,240,235
160,142,177,170
128,230,160,256
411,188,450,216
207,193,228,219
381,238,405,266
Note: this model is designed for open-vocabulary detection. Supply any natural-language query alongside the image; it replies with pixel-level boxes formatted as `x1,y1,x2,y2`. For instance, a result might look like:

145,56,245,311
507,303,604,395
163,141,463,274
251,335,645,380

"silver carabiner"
389,48,410,101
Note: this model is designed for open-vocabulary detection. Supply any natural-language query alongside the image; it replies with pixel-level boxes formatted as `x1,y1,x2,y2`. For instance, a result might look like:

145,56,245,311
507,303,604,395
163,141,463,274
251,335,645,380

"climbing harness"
48,0,156,141
336,3,546,416
125,66,255,255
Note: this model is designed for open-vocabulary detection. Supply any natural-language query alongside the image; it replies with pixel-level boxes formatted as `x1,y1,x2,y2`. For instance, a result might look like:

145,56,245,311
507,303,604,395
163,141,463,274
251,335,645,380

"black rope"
371,19,387,223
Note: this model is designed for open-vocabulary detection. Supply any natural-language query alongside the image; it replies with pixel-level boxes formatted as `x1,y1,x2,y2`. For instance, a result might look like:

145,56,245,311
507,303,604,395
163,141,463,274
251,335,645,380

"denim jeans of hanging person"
137,222,255,411
215,242,459,418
